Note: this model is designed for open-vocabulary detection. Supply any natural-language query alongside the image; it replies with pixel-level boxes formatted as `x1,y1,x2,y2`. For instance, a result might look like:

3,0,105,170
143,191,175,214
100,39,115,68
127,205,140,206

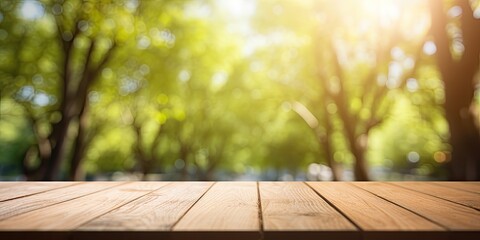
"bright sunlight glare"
2,0,476,182
20,1,44,20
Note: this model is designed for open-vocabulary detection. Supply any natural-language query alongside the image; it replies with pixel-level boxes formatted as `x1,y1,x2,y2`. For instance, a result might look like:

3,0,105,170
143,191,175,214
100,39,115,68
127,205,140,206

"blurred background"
0,0,479,181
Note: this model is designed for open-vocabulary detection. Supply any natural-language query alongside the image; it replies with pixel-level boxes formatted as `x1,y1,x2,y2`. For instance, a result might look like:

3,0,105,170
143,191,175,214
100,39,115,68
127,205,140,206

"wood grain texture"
174,182,259,231
392,182,480,210
260,182,356,231
78,182,213,230
354,182,480,231
0,181,478,240
308,182,444,230
0,182,75,202
0,182,121,221
307,182,446,240
432,182,480,194
0,182,164,230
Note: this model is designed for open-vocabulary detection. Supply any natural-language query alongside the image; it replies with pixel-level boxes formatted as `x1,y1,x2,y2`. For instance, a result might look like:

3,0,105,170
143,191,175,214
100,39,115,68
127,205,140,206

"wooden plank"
0,182,121,221
392,182,480,210
354,182,480,239
307,182,446,240
78,182,212,230
0,182,76,202
260,182,358,240
0,181,478,240
432,182,480,194
173,182,259,240
0,182,165,230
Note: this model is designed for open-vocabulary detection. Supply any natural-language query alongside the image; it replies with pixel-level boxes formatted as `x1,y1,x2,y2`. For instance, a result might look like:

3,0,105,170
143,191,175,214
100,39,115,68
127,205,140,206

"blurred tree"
253,0,430,180
0,0,456,181
0,0,172,180
429,0,480,180
33,0,129,180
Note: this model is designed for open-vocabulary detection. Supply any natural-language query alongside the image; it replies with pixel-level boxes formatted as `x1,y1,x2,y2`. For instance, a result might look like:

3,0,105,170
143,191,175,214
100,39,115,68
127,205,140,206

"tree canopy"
0,0,479,180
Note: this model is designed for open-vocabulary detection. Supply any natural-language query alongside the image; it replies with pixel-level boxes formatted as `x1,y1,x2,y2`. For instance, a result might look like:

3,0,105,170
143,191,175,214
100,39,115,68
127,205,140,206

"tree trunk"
42,113,73,180
21,116,51,180
351,142,369,181
429,0,480,180
331,78,370,180
319,112,339,181
179,142,190,180
69,100,89,180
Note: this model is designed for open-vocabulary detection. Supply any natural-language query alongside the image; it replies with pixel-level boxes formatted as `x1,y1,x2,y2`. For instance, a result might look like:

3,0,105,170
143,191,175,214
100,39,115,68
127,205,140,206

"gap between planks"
0,181,478,240
307,182,448,240
353,182,480,234
388,182,480,211
256,181,265,240
349,182,452,230
168,182,217,231
0,182,80,202
303,182,362,231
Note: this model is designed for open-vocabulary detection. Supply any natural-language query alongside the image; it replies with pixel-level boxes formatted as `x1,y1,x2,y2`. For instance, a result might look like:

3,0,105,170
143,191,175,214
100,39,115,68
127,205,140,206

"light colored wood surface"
307,182,444,231
0,182,121,221
0,182,164,230
0,181,478,240
0,182,75,202
79,182,213,230
354,182,480,230
260,181,356,231
432,182,480,194
391,182,480,210
173,182,259,231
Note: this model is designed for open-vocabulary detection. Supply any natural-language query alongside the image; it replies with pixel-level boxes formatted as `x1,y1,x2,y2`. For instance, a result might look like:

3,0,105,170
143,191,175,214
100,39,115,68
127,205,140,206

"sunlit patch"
433,151,447,163
406,78,419,92
159,30,175,47
447,6,462,18
119,77,141,95
20,1,44,20
307,163,333,181
16,85,34,101
178,69,191,82
423,41,437,55
216,0,255,18
211,72,228,90
403,57,415,69
387,62,403,89
390,47,405,60
357,1,429,53
451,41,465,55
407,151,420,163
33,92,50,107
137,35,151,49
474,8,480,19
0,0,468,181
88,91,101,103
125,0,139,12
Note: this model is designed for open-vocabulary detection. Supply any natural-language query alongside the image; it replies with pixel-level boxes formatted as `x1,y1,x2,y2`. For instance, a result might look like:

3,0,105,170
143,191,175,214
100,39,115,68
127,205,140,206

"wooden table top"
0,181,478,240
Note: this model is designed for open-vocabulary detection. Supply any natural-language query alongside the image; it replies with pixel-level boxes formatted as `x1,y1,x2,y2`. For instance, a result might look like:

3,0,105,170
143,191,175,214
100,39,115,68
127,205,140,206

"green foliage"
0,0,456,180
